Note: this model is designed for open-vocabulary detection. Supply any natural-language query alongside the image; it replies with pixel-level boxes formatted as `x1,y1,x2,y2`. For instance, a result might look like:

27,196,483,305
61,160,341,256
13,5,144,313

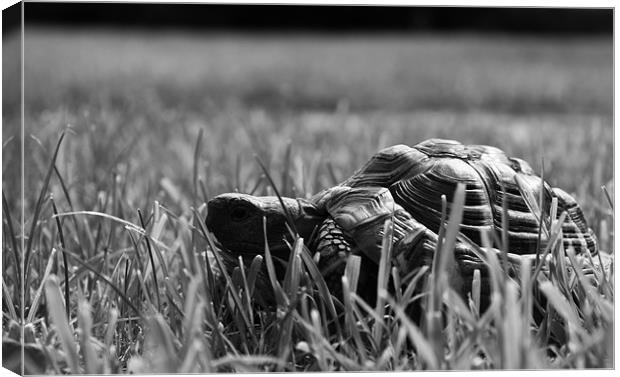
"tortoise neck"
293,198,326,241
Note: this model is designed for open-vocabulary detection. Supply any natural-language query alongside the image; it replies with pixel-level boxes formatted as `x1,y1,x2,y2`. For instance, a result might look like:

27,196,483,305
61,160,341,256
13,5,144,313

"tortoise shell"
337,139,597,256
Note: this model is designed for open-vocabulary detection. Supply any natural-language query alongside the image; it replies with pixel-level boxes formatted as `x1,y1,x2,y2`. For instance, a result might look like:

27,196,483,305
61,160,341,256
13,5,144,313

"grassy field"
2,29,614,373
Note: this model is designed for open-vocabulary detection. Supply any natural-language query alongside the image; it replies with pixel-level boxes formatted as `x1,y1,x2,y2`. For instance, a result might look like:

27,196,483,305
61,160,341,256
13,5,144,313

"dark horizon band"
4,3,613,35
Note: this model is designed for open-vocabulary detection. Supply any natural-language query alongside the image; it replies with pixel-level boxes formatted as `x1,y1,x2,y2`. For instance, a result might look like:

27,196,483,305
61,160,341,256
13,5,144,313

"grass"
1,28,614,373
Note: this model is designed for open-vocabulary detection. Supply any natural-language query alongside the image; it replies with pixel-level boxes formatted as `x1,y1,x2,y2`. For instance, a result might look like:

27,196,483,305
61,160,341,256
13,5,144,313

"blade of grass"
2,276,18,321
501,280,522,369
61,248,142,316
182,276,201,340
53,211,170,250
283,238,303,297
434,194,448,268
194,210,257,341
471,268,481,316
104,308,119,348
254,154,298,236
252,216,287,307
539,280,586,340
297,243,343,337
50,195,70,320
26,248,58,323
499,181,510,278
138,209,161,311
193,128,204,205
344,255,361,294
341,275,367,361
189,210,218,325
442,287,476,326
373,217,394,346
530,211,568,286
77,300,99,374
282,141,292,196
382,291,438,369
401,264,430,307
235,257,254,326
428,182,465,356
514,174,548,237
25,132,66,308
2,190,21,291
537,159,547,266
601,185,613,210
247,255,263,298
438,185,465,284
45,274,80,374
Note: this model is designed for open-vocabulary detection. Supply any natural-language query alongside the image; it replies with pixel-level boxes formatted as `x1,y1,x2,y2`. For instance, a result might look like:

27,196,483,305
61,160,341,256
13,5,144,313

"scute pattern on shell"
342,139,597,256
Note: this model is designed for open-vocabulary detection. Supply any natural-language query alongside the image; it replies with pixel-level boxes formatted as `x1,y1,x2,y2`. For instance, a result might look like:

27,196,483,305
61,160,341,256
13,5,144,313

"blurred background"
2,3,614,244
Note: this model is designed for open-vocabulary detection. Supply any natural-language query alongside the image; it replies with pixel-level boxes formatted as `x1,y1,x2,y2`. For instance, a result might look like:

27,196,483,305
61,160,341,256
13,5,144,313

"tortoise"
206,139,608,311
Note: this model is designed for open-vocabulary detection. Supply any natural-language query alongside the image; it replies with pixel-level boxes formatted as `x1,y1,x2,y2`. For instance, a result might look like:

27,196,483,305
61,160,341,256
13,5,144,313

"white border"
0,1,616,376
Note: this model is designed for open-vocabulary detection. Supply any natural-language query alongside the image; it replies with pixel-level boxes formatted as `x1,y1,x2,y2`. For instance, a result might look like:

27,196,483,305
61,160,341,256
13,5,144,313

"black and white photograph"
1,1,615,374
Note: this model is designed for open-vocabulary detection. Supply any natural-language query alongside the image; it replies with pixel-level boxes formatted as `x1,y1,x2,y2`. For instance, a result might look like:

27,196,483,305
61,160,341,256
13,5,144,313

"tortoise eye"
230,206,250,222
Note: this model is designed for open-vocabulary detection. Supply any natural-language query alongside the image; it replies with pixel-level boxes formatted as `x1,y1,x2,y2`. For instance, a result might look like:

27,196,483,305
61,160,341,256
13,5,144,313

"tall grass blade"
309,309,329,370
53,164,74,210
537,159,547,265
145,314,179,372
247,255,263,298
341,275,366,361
138,209,161,310
283,238,303,297
163,277,185,317
45,274,80,374
433,194,448,278
77,300,99,374
196,212,256,340
601,185,613,210
27,248,58,323
151,212,168,242
429,182,465,349
281,140,292,196
438,184,465,279
2,276,17,321
471,269,481,316
519,257,533,324
191,209,216,289
530,211,568,286
2,190,21,289
514,174,548,237
50,195,70,320
501,280,522,369
182,276,201,337
373,218,394,346
499,181,510,276
61,248,142,316
193,128,204,205
383,292,438,369
254,154,298,235
539,281,585,340
105,308,118,348
297,244,342,336
442,287,476,326
53,211,170,250
344,255,361,294
25,132,66,306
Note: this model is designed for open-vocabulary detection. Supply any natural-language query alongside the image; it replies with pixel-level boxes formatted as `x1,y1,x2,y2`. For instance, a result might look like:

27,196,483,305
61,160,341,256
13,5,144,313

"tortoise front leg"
313,218,378,305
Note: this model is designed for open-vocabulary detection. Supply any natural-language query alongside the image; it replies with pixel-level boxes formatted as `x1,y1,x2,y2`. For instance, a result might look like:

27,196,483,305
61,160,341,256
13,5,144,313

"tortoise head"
206,193,325,258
